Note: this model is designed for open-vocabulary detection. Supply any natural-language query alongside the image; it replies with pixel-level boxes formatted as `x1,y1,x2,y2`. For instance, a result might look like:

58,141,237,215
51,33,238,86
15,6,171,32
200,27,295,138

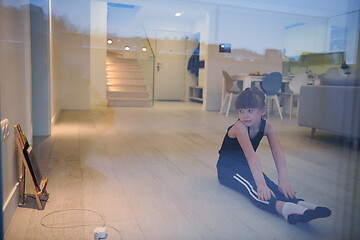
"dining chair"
324,67,340,76
260,72,283,119
220,71,241,117
278,72,308,119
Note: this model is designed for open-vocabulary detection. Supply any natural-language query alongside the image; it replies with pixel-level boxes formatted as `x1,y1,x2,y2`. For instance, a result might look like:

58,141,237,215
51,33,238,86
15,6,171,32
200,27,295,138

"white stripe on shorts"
233,174,269,204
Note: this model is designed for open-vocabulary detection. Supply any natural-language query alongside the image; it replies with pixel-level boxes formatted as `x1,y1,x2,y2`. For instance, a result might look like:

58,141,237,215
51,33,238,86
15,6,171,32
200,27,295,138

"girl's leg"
217,160,331,224
276,200,331,224
264,174,331,221
263,174,299,203
217,160,279,215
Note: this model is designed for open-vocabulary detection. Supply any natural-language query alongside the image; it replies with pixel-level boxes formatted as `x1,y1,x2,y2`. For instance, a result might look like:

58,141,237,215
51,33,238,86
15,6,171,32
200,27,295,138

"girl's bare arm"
265,122,296,199
230,122,275,201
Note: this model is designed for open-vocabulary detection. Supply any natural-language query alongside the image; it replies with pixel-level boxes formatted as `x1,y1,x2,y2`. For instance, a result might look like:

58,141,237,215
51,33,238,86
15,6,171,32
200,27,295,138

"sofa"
298,70,360,142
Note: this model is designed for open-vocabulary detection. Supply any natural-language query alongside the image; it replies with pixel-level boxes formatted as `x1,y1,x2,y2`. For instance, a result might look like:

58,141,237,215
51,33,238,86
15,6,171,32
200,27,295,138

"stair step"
106,54,151,107
106,62,139,65
107,80,145,86
107,76,144,80
106,64,139,68
107,85,147,91
107,90,149,99
106,56,124,60
107,77,144,82
106,79,146,87
106,59,138,64
106,68,141,73
107,72,143,78
107,80,146,86
106,58,137,62
107,53,124,56
106,67,141,72
106,66,141,71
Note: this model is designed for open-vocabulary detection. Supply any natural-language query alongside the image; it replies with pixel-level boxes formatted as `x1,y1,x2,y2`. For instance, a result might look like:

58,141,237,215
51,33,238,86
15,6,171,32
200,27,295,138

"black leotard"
218,119,266,159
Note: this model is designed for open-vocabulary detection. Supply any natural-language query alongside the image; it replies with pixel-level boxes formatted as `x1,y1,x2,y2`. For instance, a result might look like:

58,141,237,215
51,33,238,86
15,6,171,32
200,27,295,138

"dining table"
231,74,264,89
231,74,290,90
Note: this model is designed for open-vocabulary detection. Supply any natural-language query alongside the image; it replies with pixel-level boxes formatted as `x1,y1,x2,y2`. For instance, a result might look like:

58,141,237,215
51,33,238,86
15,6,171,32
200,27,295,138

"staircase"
106,51,151,107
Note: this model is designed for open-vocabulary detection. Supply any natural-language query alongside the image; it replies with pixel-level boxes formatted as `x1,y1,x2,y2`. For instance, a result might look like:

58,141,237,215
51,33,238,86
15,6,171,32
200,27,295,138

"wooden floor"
5,102,360,240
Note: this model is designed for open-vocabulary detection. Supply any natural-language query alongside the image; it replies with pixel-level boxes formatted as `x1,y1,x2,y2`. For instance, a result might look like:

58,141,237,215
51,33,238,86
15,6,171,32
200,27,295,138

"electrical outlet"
0,119,10,139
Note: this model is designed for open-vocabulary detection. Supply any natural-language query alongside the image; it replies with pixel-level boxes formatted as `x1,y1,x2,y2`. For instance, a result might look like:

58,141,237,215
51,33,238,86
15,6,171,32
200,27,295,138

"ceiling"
183,0,357,18
107,0,359,18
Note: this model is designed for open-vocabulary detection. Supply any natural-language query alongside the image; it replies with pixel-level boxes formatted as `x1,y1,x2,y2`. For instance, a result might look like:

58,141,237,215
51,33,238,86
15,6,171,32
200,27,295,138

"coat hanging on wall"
187,44,200,79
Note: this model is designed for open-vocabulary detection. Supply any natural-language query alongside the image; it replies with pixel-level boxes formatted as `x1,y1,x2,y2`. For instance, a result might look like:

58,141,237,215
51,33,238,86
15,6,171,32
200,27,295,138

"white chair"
220,71,241,117
278,72,308,119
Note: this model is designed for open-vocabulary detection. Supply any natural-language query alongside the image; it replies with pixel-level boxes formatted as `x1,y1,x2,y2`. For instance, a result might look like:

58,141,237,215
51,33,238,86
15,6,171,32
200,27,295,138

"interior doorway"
153,31,188,101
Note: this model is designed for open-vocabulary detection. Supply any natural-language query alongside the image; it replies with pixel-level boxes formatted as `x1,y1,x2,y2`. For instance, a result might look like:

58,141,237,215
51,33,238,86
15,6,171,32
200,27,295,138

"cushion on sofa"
321,68,360,86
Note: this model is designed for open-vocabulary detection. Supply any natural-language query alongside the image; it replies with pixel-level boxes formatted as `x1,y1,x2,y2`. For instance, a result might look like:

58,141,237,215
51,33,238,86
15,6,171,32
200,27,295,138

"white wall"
30,1,51,136
327,10,360,65
90,0,107,106
52,0,91,110
284,19,327,57
0,0,32,233
192,12,212,110
49,0,60,124
107,35,142,58
193,13,211,89
202,6,287,111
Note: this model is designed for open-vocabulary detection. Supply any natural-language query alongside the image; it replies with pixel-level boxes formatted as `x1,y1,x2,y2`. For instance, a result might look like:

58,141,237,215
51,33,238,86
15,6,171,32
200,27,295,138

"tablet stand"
14,125,48,210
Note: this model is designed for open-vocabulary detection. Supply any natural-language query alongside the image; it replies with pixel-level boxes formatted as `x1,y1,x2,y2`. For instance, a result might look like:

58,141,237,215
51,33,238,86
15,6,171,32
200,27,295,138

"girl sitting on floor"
216,87,331,224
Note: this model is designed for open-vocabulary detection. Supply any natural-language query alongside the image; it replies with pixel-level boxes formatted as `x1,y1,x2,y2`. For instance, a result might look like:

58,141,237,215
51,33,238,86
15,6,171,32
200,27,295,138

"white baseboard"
51,109,60,126
2,183,19,235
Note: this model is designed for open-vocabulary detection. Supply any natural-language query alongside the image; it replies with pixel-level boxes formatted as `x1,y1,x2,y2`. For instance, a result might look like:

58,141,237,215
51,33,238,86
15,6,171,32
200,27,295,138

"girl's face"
238,107,266,128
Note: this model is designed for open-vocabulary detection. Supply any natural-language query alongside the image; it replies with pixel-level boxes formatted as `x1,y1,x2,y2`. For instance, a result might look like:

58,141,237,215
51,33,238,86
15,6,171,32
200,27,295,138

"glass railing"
136,34,155,106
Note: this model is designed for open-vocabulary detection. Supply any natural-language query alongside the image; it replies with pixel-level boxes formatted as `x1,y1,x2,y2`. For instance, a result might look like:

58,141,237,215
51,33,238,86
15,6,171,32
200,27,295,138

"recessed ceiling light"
175,12,182,17
124,46,130,51
107,39,113,44
142,47,147,52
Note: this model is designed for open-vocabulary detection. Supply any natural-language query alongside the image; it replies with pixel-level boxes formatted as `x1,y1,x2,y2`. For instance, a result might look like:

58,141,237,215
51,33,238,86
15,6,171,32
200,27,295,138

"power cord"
40,208,122,239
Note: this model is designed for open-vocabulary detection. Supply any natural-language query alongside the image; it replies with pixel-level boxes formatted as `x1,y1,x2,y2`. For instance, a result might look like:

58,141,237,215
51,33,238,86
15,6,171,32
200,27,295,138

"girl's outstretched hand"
278,181,296,199
257,184,276,201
